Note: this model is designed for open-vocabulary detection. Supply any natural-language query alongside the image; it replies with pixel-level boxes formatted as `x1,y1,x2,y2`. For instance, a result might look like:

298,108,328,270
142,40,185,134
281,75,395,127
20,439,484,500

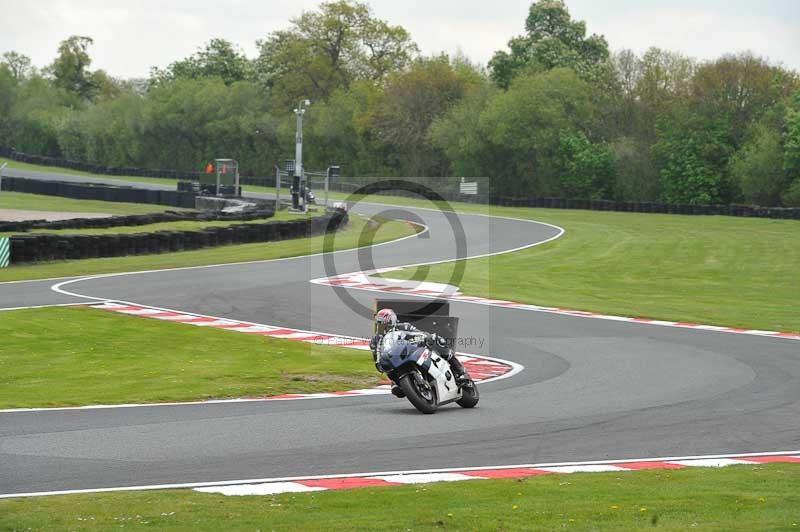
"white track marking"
1,450,797,499
537,464,627,473
370,473,483,484
0,216,428,289
42,220,427,300
49,209,561,300
0,301,104,312
195,483,326,496
312,273,800,342
668,458,756,468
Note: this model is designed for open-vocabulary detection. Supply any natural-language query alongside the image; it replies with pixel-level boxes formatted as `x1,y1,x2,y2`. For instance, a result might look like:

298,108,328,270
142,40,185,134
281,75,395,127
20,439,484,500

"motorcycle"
304,186,316,205
378,330,479,414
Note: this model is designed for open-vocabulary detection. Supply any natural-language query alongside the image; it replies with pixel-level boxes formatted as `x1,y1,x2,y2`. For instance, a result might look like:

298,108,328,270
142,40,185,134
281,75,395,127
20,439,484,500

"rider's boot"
445,350,471,386
391,383,406,398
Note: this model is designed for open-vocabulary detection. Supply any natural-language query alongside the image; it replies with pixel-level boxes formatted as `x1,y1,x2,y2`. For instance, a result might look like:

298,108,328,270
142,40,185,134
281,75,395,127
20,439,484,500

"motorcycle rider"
370,308,470,398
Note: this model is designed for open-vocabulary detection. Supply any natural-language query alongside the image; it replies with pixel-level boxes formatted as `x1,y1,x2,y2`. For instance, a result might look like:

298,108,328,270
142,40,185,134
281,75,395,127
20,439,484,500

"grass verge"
376,204,800,333
0,191,179,216
0,306,379,409
1,464,797,530
0,214,417,282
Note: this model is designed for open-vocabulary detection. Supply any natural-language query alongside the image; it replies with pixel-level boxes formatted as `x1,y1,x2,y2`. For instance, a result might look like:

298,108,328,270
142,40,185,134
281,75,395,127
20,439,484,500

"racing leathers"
370,322,468,384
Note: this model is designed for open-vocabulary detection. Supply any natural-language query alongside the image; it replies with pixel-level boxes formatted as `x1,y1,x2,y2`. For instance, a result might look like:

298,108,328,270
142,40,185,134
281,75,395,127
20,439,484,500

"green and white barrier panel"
0,237,9,268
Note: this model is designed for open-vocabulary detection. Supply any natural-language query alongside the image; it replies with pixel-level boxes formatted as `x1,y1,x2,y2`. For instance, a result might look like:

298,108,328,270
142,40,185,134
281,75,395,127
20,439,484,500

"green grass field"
0,214,417,282
1,464,797,530
0,306,379,408
1,157,183,188
377,204,800,333
0,190,178,216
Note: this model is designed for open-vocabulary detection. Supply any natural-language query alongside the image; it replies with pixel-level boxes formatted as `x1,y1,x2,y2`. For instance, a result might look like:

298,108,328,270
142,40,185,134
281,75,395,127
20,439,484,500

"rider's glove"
424,334,436,348
426,334,447,349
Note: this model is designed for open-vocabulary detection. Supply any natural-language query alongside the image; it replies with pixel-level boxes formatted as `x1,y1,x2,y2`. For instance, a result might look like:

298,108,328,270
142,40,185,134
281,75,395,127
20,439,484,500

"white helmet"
375,308,398,335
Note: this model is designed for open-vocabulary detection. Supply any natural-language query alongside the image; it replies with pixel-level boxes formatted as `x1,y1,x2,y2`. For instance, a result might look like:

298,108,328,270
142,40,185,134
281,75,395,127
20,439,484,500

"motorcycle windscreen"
379,337,426,371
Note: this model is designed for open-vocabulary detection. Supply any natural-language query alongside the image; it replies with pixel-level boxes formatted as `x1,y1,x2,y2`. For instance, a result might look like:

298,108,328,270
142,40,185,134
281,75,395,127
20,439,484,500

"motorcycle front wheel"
456,380,480,408
398,371,438,414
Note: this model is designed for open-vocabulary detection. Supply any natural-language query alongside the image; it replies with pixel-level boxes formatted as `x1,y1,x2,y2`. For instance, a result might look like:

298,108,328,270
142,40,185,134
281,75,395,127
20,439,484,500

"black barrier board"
374,299,449,318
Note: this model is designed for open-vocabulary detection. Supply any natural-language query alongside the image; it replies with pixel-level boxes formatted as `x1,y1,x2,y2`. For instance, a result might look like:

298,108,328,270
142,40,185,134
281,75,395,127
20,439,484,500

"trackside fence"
2,146,798,220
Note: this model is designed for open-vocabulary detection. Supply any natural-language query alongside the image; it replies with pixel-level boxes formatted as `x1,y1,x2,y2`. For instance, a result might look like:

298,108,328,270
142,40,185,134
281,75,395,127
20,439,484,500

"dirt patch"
0,209,112,222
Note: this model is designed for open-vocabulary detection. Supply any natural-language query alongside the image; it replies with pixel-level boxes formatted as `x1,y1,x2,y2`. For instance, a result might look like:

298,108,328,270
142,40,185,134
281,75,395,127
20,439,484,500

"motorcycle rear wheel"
398,372,438,414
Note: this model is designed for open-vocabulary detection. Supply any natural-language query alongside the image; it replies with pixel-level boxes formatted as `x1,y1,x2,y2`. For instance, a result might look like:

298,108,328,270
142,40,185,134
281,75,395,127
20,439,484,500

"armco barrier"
0,176,196,208
6,210,347,264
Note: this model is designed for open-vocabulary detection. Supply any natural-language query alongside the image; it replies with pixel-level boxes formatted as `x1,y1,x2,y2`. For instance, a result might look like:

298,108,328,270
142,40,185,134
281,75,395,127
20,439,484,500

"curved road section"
0,172,799,497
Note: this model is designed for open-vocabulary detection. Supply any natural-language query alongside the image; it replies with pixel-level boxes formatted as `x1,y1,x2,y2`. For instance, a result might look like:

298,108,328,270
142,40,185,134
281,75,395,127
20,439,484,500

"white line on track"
2,449,797,499
0,301,102,312
0,212,428,289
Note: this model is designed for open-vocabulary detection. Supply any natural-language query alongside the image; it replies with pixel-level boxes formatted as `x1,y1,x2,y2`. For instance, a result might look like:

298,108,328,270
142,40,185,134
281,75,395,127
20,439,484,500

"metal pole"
275,165,281,211
295,109,303,184
295,106,304,213
294,99,310,213
234,161,240,197
325,169,329,208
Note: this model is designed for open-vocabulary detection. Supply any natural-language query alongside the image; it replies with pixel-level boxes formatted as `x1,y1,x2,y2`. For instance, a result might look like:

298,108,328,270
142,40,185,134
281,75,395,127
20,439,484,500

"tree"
784,92,800,178
8,74,81,156
479,68,597,196
650,54,797,205
428,82,498,179
256,0,417,104
556,131,614,199
0,65,17,145
1,51,32,80
610,137,660,201
729,124,787,205
636,48,695,110
369,55,482,176
150,39,253,86
652,107,733,204
50,35,97,100
299,81,387,176
692,53,797,147
489,0,609,88
783,92,800,206
626,48,695,142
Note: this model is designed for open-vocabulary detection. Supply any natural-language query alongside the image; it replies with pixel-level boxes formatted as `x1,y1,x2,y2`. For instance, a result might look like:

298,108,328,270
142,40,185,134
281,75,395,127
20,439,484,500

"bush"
782,179,800,207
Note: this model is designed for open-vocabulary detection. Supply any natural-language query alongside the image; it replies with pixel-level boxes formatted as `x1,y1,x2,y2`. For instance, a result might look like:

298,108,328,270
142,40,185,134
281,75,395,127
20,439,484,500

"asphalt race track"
1,168,799,496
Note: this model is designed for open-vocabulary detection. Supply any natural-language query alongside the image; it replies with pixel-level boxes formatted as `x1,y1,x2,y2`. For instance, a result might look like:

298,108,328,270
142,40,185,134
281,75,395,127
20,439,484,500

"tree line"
1,0,799,206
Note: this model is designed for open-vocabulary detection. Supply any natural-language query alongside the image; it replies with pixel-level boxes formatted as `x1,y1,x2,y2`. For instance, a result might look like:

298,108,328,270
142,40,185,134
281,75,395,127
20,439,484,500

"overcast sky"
1,0,798,79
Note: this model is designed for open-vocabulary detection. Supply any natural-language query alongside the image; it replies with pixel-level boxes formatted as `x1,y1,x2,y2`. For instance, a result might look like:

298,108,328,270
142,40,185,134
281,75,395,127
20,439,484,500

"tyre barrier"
6,210,347,265
0,207,276,234
412,194,800,220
